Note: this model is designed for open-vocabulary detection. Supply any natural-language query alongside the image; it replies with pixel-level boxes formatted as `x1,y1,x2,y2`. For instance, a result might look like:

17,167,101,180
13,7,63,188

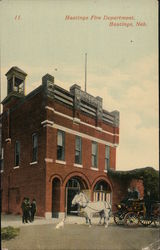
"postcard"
0,1,159,250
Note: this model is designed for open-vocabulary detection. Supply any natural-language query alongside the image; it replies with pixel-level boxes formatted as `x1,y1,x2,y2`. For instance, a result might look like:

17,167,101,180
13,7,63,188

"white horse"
72,192,111,227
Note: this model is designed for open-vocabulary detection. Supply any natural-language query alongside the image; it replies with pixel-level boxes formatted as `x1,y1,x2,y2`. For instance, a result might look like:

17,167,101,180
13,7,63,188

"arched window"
93,180,111,202
66,178,81,189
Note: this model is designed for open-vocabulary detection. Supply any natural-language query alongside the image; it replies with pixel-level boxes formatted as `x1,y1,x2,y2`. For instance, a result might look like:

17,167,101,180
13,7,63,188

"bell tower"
2,67,27,110
6,66,27,96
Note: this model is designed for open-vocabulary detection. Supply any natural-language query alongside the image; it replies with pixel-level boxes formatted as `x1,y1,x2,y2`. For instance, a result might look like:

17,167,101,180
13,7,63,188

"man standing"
21,197,28,223
30,198,37,222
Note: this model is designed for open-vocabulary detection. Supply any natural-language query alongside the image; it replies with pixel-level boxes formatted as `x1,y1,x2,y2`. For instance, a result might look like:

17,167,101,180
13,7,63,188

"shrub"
1,226,20,241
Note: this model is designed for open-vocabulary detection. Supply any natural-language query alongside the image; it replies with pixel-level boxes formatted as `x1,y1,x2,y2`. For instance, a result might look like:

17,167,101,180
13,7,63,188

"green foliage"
1,226,20,241
108,167,159,200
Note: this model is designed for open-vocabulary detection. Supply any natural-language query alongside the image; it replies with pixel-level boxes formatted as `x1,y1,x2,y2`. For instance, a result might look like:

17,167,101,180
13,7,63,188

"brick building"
1,66,121,218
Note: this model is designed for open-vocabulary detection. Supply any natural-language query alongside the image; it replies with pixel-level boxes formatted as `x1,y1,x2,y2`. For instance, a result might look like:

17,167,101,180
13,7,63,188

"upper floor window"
0,148,4,171
92,142,97,168
75,136,82,164
105,146,110,170
32,134,38,162
57,130,65,161
15,141,20,166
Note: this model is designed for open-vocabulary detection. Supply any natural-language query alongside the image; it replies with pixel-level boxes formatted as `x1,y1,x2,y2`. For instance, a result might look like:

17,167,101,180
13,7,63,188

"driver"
121,188,133,205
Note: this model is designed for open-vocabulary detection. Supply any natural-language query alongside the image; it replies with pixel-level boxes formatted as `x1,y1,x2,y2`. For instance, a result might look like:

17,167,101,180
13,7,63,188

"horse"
72,192,111,227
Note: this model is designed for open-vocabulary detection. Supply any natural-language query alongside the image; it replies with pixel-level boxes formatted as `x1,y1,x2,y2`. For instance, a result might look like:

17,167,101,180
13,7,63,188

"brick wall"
2,91,47,216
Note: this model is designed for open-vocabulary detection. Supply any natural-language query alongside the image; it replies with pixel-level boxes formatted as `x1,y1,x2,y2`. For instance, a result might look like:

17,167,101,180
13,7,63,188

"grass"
1,226,20,240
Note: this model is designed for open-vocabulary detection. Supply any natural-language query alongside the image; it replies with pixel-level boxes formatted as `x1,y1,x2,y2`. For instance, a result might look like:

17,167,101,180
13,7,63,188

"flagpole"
85,53,87,92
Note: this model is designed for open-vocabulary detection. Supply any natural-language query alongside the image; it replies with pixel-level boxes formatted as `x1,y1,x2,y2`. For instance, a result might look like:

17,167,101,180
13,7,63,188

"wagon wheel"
114,213,125,225
139,216,152,227
124,212,140,227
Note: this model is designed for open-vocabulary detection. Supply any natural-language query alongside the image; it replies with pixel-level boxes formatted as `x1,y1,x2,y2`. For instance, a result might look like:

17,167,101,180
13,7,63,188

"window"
15,141,20,166
92,142,97,168
105,146,110,170
0,148,4,171
57,130,65,161
32,134,38,162
75,136,82,164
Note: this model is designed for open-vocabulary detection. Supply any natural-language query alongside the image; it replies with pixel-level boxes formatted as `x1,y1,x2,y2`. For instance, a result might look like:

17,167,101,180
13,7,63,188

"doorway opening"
66,176,88,215
52,178,60,218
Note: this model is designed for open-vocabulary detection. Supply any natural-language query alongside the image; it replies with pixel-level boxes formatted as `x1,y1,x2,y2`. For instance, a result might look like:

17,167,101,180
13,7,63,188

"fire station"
1,66,120,218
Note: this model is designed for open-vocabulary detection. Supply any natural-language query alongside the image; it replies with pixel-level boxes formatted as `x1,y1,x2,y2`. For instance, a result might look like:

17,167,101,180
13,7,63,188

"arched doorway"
93,180,112,203
52,178,60,218
66,176,88,215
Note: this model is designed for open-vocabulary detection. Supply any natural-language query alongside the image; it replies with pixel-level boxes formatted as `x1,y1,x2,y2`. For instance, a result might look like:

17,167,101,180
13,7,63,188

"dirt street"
2,224,159,250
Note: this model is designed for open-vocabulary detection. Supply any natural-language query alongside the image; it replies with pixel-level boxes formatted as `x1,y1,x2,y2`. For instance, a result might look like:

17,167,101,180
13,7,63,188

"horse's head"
72,192,88,207
72,193,80,206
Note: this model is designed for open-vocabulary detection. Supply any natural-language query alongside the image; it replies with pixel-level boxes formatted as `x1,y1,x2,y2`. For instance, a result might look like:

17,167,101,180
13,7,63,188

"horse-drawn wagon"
113,199,160,227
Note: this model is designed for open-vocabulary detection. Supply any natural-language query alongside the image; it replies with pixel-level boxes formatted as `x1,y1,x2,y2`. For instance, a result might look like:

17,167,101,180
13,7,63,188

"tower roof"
5,66,27,76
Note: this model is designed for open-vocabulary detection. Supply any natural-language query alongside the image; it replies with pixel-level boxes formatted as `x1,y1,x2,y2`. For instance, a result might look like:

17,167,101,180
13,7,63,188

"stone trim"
73,117,81,124
45,158,53,163
45,106,55,112
96,127,102,131
45,106,119,137
45,212,52,219
41,120,54,126
56,160,66,165
30,161,38,165
54,110,73,120
58,212,65,219
53,123,117,147
74,163,83,168
13,166,20,169
91,167,99,171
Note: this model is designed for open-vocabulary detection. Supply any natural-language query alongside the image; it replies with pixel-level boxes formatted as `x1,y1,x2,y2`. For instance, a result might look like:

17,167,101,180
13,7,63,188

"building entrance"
66,177,88,215
52,178,60,218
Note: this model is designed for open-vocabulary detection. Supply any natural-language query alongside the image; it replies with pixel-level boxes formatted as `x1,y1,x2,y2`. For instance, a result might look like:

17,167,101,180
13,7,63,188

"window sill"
30,161,38,165
91,167,99,171
45,158,53,163
56,160,66,165
14,166,20,169
74,163,83,168
104,169,107,173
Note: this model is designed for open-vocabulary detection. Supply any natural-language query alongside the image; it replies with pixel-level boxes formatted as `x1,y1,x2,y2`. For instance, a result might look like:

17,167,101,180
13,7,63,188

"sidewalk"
1,214,114,228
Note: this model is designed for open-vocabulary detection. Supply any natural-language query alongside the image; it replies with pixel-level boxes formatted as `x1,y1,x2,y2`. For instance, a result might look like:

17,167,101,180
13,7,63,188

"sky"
0,0,158,171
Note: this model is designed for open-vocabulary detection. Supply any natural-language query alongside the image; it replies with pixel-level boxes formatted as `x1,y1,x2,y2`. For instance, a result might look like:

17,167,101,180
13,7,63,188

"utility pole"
85,53,87,92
